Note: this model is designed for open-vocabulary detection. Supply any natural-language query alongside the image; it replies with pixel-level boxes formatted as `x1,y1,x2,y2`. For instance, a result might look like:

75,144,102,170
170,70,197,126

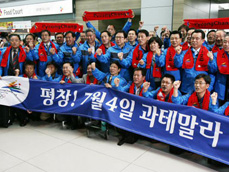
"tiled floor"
0,121,228,172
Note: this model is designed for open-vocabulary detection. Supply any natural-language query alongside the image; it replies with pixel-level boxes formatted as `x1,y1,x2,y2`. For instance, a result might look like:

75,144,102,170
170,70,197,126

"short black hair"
63,61,74,69
9,34,21,41
207,30,216,37
162,74,175,83
110,60,121,69
107,24,116,31
115,30,127,38
25,33,35,40
160,30,165,37
191,29,205,39
169,31,182,39
86,28,95,35
138,29,149,37
195,74,211,84
46,61,58,69
133,67,146,77
41,30,51,36
64,31,76,38
148,37,163,48
178,24,189,32
55,32,64,39
100,30,111,37
87,62,93,67
24,60,35,69
128,29,137,36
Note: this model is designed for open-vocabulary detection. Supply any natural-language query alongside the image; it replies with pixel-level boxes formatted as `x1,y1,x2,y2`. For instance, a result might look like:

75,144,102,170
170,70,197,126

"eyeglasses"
10,38,20,42
115,36,124,39
194,82,206,85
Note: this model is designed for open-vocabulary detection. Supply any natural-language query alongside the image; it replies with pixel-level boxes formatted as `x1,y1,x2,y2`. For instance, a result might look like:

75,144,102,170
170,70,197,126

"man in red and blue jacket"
174,30,216,94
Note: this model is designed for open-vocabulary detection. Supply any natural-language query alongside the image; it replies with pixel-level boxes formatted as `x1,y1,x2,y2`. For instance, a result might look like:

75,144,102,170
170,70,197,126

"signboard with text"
13,21,31,29
0,0,73,19
0,76,229,165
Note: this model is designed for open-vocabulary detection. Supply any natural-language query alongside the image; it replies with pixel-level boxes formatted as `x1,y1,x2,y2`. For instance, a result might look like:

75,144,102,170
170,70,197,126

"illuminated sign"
0,0,73,19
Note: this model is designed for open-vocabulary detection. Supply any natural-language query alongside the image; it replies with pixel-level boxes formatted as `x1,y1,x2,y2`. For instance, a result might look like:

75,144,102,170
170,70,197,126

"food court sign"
0,0,73,19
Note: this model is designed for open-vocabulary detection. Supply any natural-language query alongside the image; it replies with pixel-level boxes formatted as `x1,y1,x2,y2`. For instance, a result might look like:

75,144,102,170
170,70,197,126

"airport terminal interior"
0,0,229,171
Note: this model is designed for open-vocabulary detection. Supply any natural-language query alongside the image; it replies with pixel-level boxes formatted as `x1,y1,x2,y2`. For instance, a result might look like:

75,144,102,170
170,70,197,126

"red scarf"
182,46,209,71
165,46,178,71
129,82,143,96
61,75,72,83
75,67,82,77
23,73,37,79
94,42,115,57
182,42,189,51
217,49,229,74
187,90,210,110
86,75,98,84
225,106,229,116
1,46,26,67
157,88,174,103
212,45,220,53
132,45,144,68
38,41,57,62
146,51,162,78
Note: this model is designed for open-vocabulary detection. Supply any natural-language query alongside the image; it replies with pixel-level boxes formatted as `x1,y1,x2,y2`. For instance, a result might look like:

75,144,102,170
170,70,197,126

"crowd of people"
0,17,228,161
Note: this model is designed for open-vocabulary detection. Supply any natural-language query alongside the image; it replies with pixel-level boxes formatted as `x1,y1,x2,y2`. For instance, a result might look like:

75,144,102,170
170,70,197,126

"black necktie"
12,49,18,70
108,76,112,84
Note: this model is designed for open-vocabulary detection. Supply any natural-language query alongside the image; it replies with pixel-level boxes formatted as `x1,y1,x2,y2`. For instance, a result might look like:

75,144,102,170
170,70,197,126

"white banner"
13,21,31,29
0,0,73,19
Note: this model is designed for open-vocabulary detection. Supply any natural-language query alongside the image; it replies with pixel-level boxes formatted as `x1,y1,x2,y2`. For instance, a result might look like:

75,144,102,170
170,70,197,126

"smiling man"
95,30,133,81
213,34,229,104
172,74,216,110
0,34,26,77
76,28,100,74
54,31,80,74
174,29,216,94
203,30,216,51
155,31,182,81
212,30,226,53
131,29,149,68
142,74,181,102
117,68,152,96
115,68,152,146
26,30,59,77
127,29,138,49
55,32,65,47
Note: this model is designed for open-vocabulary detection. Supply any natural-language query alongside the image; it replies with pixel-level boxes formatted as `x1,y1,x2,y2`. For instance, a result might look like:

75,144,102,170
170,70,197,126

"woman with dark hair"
24,33,35,47
138,37,163,89
178,24,189,43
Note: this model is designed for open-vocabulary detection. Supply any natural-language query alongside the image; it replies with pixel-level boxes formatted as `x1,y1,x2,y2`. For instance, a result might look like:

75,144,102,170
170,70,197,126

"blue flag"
0,76,228,164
